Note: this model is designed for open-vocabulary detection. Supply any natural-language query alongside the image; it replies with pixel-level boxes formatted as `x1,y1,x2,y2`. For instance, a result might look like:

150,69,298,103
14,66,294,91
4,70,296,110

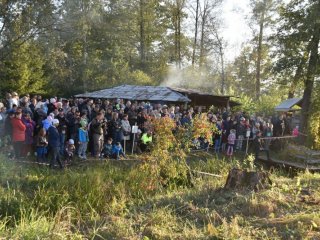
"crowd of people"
0,92,295,168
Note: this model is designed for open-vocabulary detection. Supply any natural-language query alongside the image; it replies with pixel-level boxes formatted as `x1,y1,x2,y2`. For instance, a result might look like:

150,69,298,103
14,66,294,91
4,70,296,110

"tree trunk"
199,9,206,68
192,0,199,66
177,8,182,69
225,168,272,191
300,0,320,136
219,44,225,94
81,0,88,92
255,10,265,100
300,31,320,135
174,13,178,67
139,0,146,67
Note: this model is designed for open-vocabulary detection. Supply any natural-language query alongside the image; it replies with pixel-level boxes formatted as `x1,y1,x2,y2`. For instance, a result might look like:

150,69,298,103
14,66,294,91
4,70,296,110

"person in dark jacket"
22,113,35,157
110,112,123,144
253,131,270,163
82,100,93,121
56,108,68,155
36,128,48,163
48,119,63,169
4,112,14,142
47,98,57,115
101,137,113,159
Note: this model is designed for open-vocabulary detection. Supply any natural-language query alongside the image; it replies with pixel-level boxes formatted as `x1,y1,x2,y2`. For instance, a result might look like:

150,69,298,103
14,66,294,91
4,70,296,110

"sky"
221,0,252,61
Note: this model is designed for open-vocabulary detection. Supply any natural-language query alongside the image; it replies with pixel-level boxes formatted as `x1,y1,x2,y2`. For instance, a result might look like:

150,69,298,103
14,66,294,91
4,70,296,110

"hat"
50,98,56,104
52,119,59,125
68,139,75,145
80,119,87,128
12,92,18,97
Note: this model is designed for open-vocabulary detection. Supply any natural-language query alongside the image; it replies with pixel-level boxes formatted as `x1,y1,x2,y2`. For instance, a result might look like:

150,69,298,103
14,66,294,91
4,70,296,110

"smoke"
161,65,185,88
161,64,220,94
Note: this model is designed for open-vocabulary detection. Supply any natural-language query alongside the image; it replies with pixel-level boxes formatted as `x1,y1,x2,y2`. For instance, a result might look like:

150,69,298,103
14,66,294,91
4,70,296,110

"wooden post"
132,134,136,154
131,123,138,155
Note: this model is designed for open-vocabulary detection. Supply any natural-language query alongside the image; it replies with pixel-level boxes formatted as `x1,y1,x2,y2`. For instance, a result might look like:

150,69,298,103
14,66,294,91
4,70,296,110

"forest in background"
0,0,319,145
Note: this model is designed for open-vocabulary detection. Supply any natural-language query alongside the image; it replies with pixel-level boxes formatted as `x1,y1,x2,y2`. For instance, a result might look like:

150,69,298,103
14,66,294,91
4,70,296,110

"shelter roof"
75,84,191,102
275,98,303,112
168,87,234,98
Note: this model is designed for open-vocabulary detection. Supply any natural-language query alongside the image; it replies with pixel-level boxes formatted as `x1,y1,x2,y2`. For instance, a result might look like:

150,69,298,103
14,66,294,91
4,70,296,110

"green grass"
0,153,319,239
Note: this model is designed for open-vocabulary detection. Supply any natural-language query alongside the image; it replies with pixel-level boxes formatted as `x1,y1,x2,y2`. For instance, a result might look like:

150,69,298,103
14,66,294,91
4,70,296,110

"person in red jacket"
11,111,26,159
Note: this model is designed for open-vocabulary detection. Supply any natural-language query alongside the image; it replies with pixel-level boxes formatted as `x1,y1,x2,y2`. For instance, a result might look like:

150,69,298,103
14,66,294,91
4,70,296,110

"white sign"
246,130,251,138
132,126,139,134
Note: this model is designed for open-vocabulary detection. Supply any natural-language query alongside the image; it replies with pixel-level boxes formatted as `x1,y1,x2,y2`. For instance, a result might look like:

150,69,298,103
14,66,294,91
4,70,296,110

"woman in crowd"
22,113,35,156
11,111,26,159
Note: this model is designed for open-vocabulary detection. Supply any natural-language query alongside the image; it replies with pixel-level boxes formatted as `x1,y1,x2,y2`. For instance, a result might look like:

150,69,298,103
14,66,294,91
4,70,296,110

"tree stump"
224,168,272,191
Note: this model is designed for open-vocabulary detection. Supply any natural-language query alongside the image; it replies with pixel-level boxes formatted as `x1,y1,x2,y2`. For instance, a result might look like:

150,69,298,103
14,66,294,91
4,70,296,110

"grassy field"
0,152,319,239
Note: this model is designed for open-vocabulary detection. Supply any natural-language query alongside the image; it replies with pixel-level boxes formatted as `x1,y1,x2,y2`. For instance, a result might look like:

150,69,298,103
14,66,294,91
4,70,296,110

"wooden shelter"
168,87,239,108
274,98,303,112
75,84,237,108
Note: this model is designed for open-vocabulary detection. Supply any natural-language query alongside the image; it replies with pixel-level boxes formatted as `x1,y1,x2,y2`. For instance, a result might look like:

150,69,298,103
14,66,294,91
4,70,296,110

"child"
214,121,222,153
112,142,125,160
36,128,48,163
292,125,299,137
65,139,75,164
101,138,113,159
221,130,228,153
227,129,236,157
140,130,152,152
78,121,89,160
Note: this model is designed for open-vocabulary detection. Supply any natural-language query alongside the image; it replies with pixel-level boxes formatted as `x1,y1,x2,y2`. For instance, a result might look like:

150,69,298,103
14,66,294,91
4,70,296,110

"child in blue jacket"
78,121,89,160
112,142,125,160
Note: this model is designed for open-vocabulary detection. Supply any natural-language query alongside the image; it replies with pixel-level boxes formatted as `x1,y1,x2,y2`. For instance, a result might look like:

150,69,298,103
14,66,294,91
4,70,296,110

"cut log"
224,168,272,191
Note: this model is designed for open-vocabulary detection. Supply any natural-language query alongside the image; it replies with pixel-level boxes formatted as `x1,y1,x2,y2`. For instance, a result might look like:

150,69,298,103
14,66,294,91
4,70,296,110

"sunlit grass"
0,153,319,239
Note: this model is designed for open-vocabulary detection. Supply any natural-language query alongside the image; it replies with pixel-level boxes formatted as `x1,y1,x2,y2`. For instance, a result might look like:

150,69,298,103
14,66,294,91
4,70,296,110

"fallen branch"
192,170,222,178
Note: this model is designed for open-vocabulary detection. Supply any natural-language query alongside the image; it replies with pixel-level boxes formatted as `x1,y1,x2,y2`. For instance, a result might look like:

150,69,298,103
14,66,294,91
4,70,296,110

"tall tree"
194,0,222,68
274,0,320,134
250,0,279,99
167,0,186,68
0,0,56,58
0,0,56,95
0,41,47,94
300,0,320,134
191,0,200,66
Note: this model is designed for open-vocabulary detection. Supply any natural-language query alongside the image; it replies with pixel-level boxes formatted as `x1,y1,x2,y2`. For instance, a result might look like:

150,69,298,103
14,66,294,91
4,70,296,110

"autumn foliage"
136,114,219,189
192,113,218,144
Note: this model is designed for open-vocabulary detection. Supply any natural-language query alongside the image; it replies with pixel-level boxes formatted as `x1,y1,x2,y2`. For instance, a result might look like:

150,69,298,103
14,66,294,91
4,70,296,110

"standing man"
48,119,63,169
90,112,105,158
56,108,68,155
253,131,270,163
